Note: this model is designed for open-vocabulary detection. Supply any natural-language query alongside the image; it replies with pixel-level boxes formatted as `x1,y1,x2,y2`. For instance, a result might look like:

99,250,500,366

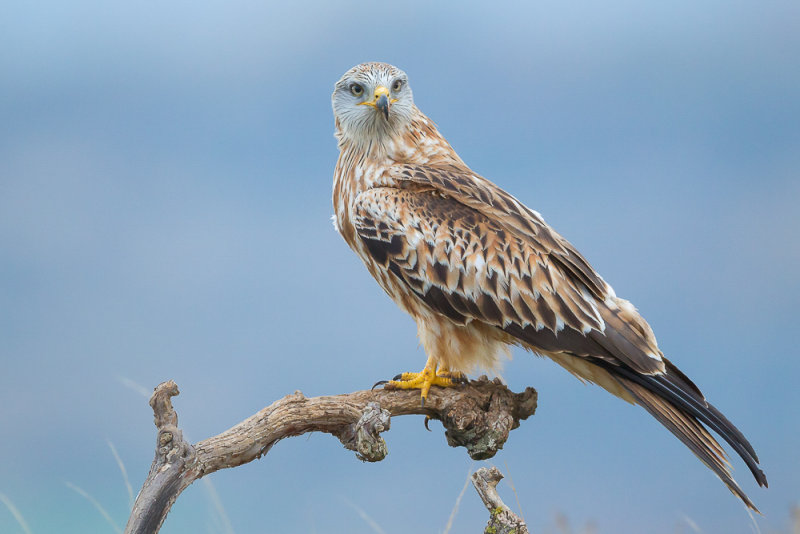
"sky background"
1,1,799,533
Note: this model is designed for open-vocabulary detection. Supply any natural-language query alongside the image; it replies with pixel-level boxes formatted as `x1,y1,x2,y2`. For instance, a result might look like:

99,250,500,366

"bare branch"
124,377,537,534
471,466,530,534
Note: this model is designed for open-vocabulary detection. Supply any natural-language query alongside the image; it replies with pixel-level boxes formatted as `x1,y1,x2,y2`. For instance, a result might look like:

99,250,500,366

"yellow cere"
357,85,398,106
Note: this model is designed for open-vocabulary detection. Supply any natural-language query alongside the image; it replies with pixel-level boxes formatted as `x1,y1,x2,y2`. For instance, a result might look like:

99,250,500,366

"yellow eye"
350,83,364,96
392,79,404,92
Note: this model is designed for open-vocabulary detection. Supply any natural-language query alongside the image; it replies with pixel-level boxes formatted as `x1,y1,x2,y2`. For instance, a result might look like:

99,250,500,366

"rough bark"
124,376,537,534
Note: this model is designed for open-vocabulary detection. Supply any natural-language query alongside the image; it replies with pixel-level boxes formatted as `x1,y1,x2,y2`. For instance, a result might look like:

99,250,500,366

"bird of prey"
331,62,767,510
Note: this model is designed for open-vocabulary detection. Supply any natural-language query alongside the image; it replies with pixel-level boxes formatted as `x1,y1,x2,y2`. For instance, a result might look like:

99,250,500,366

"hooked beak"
376,92,390,120
358,85,395,120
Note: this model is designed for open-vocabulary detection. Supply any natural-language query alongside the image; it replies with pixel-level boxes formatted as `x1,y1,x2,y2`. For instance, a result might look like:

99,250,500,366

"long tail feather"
587,357,767,511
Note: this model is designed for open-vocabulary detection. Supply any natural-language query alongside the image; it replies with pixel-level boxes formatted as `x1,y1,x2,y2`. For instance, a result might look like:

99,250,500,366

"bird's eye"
350,83,364,96
392,79,404,92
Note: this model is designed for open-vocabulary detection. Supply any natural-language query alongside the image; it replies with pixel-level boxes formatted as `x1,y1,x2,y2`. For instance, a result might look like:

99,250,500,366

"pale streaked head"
332,62,415,145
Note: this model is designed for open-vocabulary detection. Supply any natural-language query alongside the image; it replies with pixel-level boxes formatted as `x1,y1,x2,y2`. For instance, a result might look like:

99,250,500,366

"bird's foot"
382,358,466,405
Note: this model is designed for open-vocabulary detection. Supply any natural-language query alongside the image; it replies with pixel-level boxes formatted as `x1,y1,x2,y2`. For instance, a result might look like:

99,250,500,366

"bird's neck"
335,107,464,167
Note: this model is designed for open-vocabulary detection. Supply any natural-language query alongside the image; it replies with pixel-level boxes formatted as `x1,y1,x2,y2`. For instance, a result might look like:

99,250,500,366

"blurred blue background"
1,1,798,533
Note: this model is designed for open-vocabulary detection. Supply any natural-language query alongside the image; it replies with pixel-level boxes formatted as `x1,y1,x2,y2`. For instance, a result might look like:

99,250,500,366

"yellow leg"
385,356,466,404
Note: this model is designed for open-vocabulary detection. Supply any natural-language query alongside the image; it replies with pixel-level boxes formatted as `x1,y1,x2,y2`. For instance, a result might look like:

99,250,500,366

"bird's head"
332,62,415,146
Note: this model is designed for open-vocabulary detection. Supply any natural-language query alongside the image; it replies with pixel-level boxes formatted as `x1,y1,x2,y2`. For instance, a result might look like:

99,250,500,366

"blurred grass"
1,445,797,534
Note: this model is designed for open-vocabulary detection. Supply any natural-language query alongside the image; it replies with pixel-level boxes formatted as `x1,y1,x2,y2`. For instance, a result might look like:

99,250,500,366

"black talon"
392,373,404,381
420,396,425,408
372,380,389,390
424,416,432,431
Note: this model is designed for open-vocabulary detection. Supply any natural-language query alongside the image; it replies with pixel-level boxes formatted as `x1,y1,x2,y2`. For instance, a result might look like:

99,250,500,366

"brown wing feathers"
354,187,604,338
389,164,609,301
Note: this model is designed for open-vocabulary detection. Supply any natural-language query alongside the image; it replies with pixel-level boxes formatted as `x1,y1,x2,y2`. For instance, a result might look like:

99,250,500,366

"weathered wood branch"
472,466,530,534
124,377,537,534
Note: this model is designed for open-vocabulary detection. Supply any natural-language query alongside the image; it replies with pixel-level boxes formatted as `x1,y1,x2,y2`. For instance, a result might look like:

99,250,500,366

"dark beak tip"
376,95,390,119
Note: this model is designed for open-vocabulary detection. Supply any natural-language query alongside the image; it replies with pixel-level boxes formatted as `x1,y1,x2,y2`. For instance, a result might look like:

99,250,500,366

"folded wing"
354,165,766,509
